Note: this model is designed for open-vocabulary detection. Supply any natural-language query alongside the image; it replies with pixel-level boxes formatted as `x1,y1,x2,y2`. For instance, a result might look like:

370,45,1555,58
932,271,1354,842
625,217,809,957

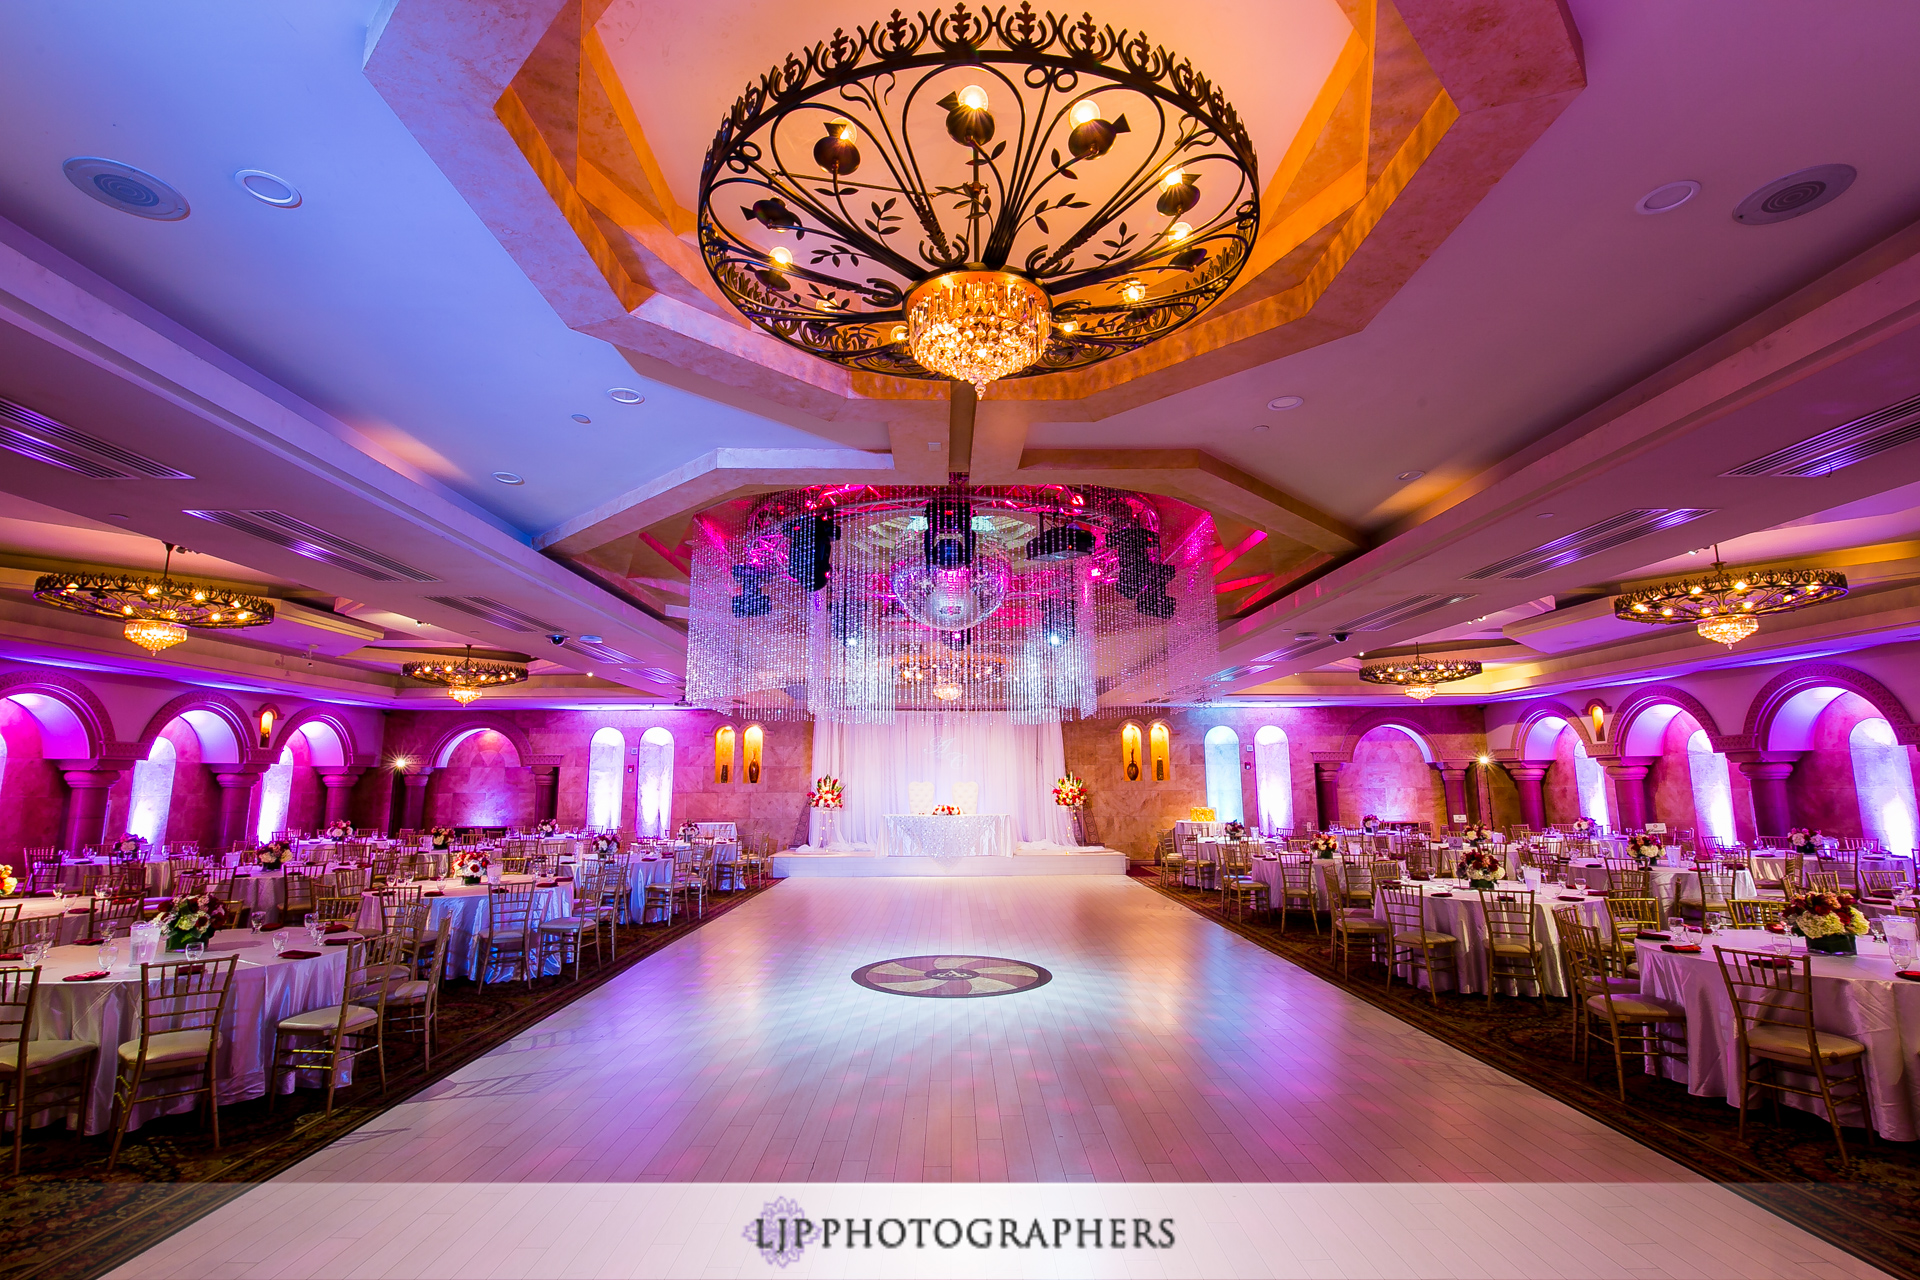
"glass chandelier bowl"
33,543,275,655
402,645,529,705
696,3,1260,394
1357,651,1482,699
1613,552,1847,649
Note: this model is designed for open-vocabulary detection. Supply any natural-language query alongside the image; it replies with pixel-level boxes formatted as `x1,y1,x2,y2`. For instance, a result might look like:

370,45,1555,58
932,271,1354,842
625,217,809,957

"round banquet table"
1250,856,1406,909
1566,861,1758,904
50,857,174,896
19,928,353,1135
1634,930,1920,1141
356,877,574,980
10,896,112,946
1371,881,1612,997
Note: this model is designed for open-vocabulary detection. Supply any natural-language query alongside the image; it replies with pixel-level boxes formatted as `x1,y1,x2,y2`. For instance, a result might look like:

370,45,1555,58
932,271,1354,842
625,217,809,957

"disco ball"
889,556,1010,631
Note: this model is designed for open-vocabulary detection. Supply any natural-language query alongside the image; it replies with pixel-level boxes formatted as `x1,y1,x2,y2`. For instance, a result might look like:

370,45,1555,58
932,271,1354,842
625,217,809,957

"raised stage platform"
771,849,1129,878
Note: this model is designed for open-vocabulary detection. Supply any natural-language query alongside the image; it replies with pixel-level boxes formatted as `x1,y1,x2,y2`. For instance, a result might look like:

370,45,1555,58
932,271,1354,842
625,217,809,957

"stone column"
401,771,432,832
1435,763,1471,827
1313,762,1344,831
531,766,559,823
213,768,262,852
320,769,364,827
1737,760,1797,837
1606,762,1651,830
1507,765,1548,830
60,768,122,852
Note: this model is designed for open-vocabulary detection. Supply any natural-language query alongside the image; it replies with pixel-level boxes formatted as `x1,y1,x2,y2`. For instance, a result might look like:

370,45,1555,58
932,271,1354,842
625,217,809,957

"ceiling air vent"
0,396,192,479
1462,509,1714,581
564,639,634,664
423,595,560,633
631,666,682,686
183,510,437,582
1725,391,1920,478
1335,593,1478,632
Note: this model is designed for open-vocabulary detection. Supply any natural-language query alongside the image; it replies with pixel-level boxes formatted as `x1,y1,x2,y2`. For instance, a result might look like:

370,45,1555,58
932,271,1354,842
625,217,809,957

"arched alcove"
1851,717,1918,854
1254,725,1292,834
1788,690,1919,845
127,736,177,846
715,725,737,784
1686,728,1736,844
257,745,296,843
638,726,674,837
587,727,625,830
430,728,531,828
1344,724,1440,827
1203,725,1243,823
1148,721,1171,782
0,697,63,853
1120,722,1143,782
744,724,764,784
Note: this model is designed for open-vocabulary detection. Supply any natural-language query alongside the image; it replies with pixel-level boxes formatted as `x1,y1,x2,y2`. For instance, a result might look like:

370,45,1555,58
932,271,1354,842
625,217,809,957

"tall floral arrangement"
534,819,558,837
1787,828,1822,857
1361,814,1380,833
1459,847,1504,887
808,776,844,809
1223,820,1247,841
1460,823,1493,847
428,826,454,850
1052,774,1088,809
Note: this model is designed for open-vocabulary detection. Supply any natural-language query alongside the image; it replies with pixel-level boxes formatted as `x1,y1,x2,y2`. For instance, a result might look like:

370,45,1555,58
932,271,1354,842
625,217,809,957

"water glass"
304,912,319,932
272,931,289,957
25,940,51,967
1667,915,1686,938
98,936,125,971
183,941,206,963
248,912,266,936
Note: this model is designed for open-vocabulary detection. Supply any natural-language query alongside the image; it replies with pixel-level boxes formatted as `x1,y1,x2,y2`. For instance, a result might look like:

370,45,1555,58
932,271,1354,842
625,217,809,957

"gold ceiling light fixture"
1613,546,1848,648
696,3,1259,398
32,542,274,655
1357,648,1482,701
402,645,528,705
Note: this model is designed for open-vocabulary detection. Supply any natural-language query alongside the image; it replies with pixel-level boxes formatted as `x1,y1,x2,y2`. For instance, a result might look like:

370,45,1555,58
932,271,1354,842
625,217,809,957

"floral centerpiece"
1459,847,1505,889
1625,833,1661,865
677,820,700,841
592,833,620,856
534,818,558,837
1787,828,1822,857
0,865,16,896
112,833,146,858
155,889,228,951
1189,806,1217,822
1310,833,1339,858
428,826,453,851
1052,774,1088,809
1783,889,1870,954
453,851,489,885
324,819,352,842
1460,823,1493,847
1574,816,1601,838
256,840,291,872
808,776,844,809
1224,820,1247,841
931,804,961,816
1361,814,1380,833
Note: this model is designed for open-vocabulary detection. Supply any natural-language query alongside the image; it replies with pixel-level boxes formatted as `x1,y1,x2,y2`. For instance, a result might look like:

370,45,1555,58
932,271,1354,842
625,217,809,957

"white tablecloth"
879,814,1013,858
1635,931,1920,1141
1566,862,1757,905
24,928,352,1134
355,877,573,980
8,897,107,946
1372,882,1611,997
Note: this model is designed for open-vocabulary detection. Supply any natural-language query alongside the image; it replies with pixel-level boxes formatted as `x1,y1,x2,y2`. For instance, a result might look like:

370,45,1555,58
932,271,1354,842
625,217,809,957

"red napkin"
1754,957,1796,970
422,890,443,898
323,937,359,946
1637,932,1672,941
1766,923,1787,934
536,880,556,888
1661,943,1702,953
1428,892,1453,898
278,949,322,960
66,907,91,915
171,964,206,976
490,888,508,895
257,924,283,932
1897,971,1920,982
320,923,350,934
62,970,110,982
1557,895,1586,902
27,891,53,898
557,875,573,882
75,936,104,946
0,953,22,961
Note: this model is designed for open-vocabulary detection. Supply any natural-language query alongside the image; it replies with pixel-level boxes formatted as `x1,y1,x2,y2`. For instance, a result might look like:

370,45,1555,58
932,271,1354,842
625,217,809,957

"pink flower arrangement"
931,804,961,816
808,776,844,810
1052,774,1088,809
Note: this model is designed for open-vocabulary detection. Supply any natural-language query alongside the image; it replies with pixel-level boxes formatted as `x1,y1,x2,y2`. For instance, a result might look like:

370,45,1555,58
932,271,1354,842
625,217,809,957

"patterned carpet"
1,883,773,1280
1129,867,1920,1280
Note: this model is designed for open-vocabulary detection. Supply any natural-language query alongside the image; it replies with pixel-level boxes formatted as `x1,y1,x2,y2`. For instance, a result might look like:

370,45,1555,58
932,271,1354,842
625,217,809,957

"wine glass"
1667,914,1687,940
272,931,289,957
183,940,205,963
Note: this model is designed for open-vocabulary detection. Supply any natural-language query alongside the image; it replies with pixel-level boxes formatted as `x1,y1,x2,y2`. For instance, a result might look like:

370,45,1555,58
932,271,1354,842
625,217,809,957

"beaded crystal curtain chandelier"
686,484,1219,722
696,3,1259,396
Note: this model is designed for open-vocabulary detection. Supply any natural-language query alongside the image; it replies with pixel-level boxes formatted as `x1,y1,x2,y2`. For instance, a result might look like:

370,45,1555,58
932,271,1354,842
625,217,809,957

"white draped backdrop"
808,714,1075,848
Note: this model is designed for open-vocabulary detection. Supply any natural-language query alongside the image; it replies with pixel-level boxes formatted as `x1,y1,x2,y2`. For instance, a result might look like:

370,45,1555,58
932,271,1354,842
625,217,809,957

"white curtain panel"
810,713,1074,847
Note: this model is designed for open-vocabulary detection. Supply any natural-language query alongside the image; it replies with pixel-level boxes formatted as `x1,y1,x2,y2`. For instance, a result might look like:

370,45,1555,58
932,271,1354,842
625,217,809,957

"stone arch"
1333,712,1437,764
270,708,365,769
1509,699,1599,761
134,692,257,766
1609,685,1726,757
1741,662,1919,751
0,669,113,758
427,716,535,770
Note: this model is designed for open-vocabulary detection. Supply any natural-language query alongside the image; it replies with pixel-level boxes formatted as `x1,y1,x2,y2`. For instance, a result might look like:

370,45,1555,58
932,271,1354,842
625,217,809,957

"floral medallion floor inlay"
850,953,1051,997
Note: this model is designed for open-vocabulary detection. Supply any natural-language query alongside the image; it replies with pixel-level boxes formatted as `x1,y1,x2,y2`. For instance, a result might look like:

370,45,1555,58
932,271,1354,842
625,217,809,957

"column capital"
1313,761,1346,778
1505,765,1549,782
1605,763,1650,781
59,768,121,790
320,768,366,788
402,770,434,789
1736,759,1797,782
213,767,264,788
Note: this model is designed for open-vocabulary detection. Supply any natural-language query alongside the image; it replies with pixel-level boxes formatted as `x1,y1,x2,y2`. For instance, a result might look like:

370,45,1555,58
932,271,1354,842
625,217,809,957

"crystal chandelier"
1613,548,1848,649
687,483,1218,722
32,542,275,655
697,4,1258,396
1358,649,1483,700
402,645,528,705
906,272,1050,396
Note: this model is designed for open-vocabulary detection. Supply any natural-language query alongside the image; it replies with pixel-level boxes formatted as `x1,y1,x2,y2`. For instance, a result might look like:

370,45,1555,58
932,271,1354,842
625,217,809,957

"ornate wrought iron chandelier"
697,3,1259,395
686,483,1219,721
32,543,274,654
1358,649,1483,701
402,645,528,705
1613,549,1848,648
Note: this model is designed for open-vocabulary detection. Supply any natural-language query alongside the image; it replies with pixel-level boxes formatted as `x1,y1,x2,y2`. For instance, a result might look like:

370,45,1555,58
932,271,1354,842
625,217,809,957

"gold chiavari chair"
0,904,19,940
2,914,60,956
1320,863,1386,976
1275,859,1318,934
475,883,541,989
1728,898,1786,927
1478,888,1545,1003
107,955,240,1169
1560,916,1684,1101
269,935,400,1116
383,912,447,1068
536,864,613,980
314,894,362,926
1551,905,1639,1058
1219,849,1269,923
1680,867,1736,921
1607,865,1653,901
89,893,148,939
1804,870,1843,896
1380,887,1458,1006
1860,864,1912,902
1714,946,1872,1165
1753,852,1801,896
0,965,97,1173
368,882,423,934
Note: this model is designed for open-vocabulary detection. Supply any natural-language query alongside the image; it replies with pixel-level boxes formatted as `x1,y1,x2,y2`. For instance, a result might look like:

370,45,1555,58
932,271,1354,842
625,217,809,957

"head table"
878,814,1014,859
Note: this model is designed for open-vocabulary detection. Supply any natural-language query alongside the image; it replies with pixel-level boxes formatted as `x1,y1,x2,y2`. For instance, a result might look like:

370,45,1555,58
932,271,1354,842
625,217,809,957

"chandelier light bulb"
957,84,990,111
1070,98,1101,127
1121,279,1147,304
769,246,794,269
1168,222,1192,242
1161,168,1184,189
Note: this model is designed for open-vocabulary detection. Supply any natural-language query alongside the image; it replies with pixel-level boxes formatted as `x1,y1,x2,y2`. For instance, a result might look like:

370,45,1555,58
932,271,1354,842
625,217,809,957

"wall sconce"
257,706,277,748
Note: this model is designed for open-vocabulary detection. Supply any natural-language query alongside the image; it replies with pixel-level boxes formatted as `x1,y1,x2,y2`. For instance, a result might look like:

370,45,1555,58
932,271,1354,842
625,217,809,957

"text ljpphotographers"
749,1212,1176,1259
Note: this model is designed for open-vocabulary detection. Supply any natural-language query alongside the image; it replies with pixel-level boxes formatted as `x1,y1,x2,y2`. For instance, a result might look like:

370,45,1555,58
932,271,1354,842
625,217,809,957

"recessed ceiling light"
1734,165,1855,225
580,634,604,644
234,169,301,208
570,413,592,424
1251,424,1270,433
608,388,645,404
1267,395,1304,411
105,512,131,521
1635,180,1699,215
1536,512,1556,519
62,157,189,220
1396,470,1425,482
492,471,525,485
